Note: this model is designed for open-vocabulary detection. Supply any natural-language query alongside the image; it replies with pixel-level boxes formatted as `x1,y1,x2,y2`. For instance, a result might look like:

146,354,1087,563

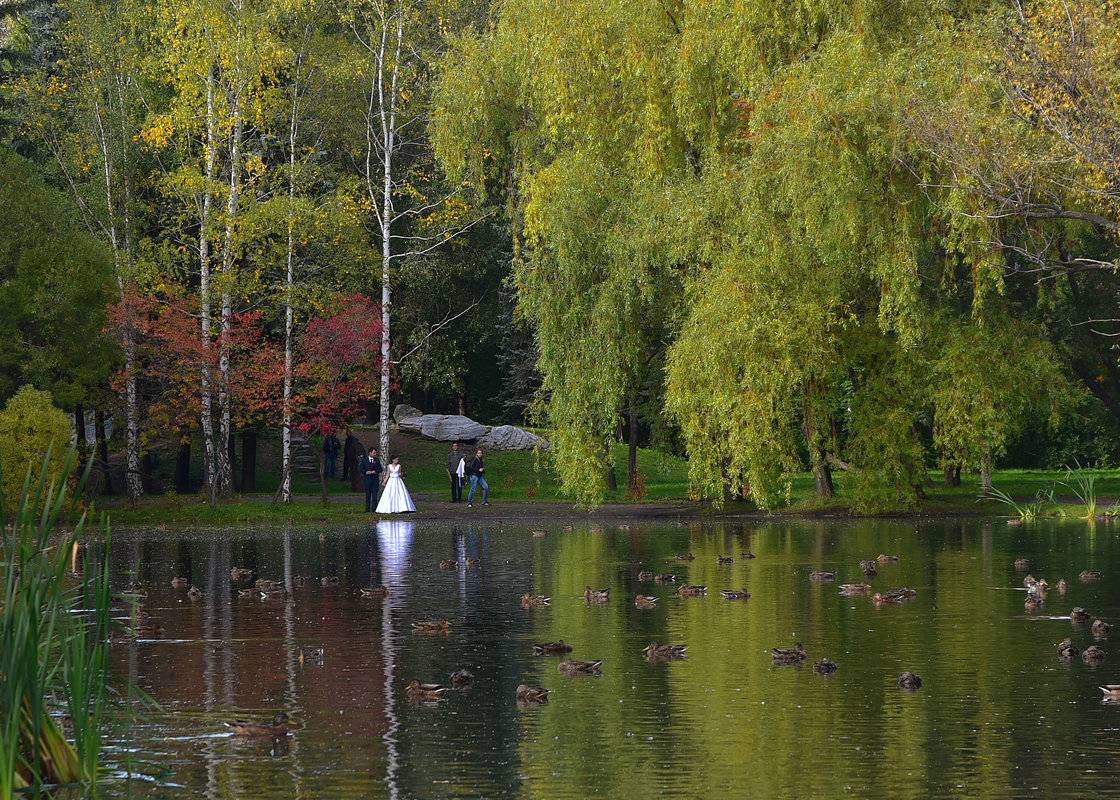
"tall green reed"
981,485,1052,520
1060,462,1098,520
0,445,112,798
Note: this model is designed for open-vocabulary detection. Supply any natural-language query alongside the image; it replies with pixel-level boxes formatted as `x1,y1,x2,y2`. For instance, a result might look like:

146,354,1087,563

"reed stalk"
981,485,1052,520
1060,463,1098,520
0,445,113,798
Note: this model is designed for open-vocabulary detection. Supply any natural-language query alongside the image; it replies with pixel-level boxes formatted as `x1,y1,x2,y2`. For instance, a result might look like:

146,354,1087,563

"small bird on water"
226,712,293,738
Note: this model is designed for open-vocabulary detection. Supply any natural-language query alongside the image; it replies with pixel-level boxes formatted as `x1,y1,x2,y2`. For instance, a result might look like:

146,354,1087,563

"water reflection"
92,517,1120,799
376,519,412,800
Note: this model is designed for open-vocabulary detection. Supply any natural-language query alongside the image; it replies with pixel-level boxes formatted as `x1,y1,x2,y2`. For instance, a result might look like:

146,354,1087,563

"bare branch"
393,294,486,365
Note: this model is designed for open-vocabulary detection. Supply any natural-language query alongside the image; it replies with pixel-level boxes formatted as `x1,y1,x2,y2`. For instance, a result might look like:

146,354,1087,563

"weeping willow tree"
433,0,1076,511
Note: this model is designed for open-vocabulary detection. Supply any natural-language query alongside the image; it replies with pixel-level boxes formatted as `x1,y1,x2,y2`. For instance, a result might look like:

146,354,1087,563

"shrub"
0,386,73,515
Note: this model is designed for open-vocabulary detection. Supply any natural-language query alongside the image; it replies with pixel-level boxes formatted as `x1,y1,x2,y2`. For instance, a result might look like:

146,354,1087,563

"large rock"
479,425,550,451
398,414,490,442
393,404,423,422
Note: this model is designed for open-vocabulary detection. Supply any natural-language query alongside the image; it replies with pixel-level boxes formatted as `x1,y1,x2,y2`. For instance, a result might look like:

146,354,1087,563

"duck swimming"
521,593,550,608
771,643,808,665
532,640,573,656
643,641,688,660
1057,637,1080,659
558,659,603,676
1083,645,1106,664
516,685,551,704
813,658,839,675
407,680,449,700
871,588,917,605
449,669,475,688
898,671,922,690
584,586,610,603
225,712,293,738
676,584,707,597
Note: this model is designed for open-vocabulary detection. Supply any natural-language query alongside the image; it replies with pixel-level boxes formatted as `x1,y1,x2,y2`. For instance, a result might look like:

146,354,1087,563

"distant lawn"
94,426,1120,525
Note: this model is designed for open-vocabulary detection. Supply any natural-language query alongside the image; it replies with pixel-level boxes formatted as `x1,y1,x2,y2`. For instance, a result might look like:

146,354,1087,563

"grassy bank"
92,432,1120,525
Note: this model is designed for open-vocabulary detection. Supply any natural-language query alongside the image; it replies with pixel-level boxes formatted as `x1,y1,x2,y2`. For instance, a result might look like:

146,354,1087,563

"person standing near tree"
360,447,383,512
466,448,489,507
323,432,341,479
342,429,360,484
446,441,464,503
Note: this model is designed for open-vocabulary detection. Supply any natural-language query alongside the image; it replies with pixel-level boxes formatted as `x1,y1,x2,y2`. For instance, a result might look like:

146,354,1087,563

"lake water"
87,515,1120,798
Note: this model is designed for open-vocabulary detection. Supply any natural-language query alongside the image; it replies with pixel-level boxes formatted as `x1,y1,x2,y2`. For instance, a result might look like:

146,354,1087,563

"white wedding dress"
376,464,416,513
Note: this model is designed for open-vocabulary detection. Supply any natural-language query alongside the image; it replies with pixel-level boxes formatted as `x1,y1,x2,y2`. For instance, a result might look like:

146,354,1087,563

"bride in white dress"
376,457,416,513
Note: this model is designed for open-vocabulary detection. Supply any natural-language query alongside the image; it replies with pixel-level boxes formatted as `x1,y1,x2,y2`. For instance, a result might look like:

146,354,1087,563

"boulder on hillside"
479,425,550,451
398,414,490,442
393,404,423,422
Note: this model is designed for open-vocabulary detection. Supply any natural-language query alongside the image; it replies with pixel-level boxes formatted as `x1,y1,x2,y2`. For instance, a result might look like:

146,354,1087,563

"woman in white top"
376,456,416,513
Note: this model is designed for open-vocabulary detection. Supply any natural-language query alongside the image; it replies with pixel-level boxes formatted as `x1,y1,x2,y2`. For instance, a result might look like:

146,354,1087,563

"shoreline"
93,492,1043,528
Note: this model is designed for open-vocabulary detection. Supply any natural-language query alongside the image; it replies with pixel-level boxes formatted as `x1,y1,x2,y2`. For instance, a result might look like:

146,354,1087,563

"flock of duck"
1013,560,1120,701
403,548,935,714
106,543,1117,739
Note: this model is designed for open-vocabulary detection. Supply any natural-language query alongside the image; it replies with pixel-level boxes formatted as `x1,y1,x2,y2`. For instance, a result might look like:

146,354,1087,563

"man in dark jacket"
446,442,464,503
360,447,382,512
342,429,361,485
466,448,489,507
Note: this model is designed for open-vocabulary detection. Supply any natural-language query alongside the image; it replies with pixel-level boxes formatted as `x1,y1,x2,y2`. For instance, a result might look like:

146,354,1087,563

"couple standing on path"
360,447,416,514
447,442,489,507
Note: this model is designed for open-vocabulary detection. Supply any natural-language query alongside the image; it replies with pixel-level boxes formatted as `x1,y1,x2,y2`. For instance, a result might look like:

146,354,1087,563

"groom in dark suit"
361,447,383,512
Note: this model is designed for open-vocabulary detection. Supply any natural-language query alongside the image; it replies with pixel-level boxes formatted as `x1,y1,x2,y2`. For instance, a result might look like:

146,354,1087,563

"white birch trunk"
199,69,218,505
217,102,242,496
281,75,300,505
92,90,144,503
375,14,403,465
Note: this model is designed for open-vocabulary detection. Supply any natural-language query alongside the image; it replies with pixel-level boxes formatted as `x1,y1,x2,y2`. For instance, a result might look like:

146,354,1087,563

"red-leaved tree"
286,293,385,503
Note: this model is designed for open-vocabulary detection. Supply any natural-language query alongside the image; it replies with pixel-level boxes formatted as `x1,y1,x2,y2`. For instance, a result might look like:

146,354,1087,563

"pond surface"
88,515,1120,798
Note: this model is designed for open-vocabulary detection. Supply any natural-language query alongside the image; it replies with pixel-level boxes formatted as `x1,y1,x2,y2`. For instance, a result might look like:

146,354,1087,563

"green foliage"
843,343,928,514
930,317,1071,469
0,385,72,513
430,0,1113,514
0,147,115,407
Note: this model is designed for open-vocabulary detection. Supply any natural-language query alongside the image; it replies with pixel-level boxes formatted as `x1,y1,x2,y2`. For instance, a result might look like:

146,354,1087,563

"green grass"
95,429,1120,524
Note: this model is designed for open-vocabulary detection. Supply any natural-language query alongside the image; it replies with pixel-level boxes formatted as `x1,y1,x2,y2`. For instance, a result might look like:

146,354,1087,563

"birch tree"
145,0,287,501
20,0,148,500
340,0,487,467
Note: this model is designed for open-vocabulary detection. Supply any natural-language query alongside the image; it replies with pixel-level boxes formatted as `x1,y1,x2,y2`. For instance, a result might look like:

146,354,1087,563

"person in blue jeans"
466,448,489,507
